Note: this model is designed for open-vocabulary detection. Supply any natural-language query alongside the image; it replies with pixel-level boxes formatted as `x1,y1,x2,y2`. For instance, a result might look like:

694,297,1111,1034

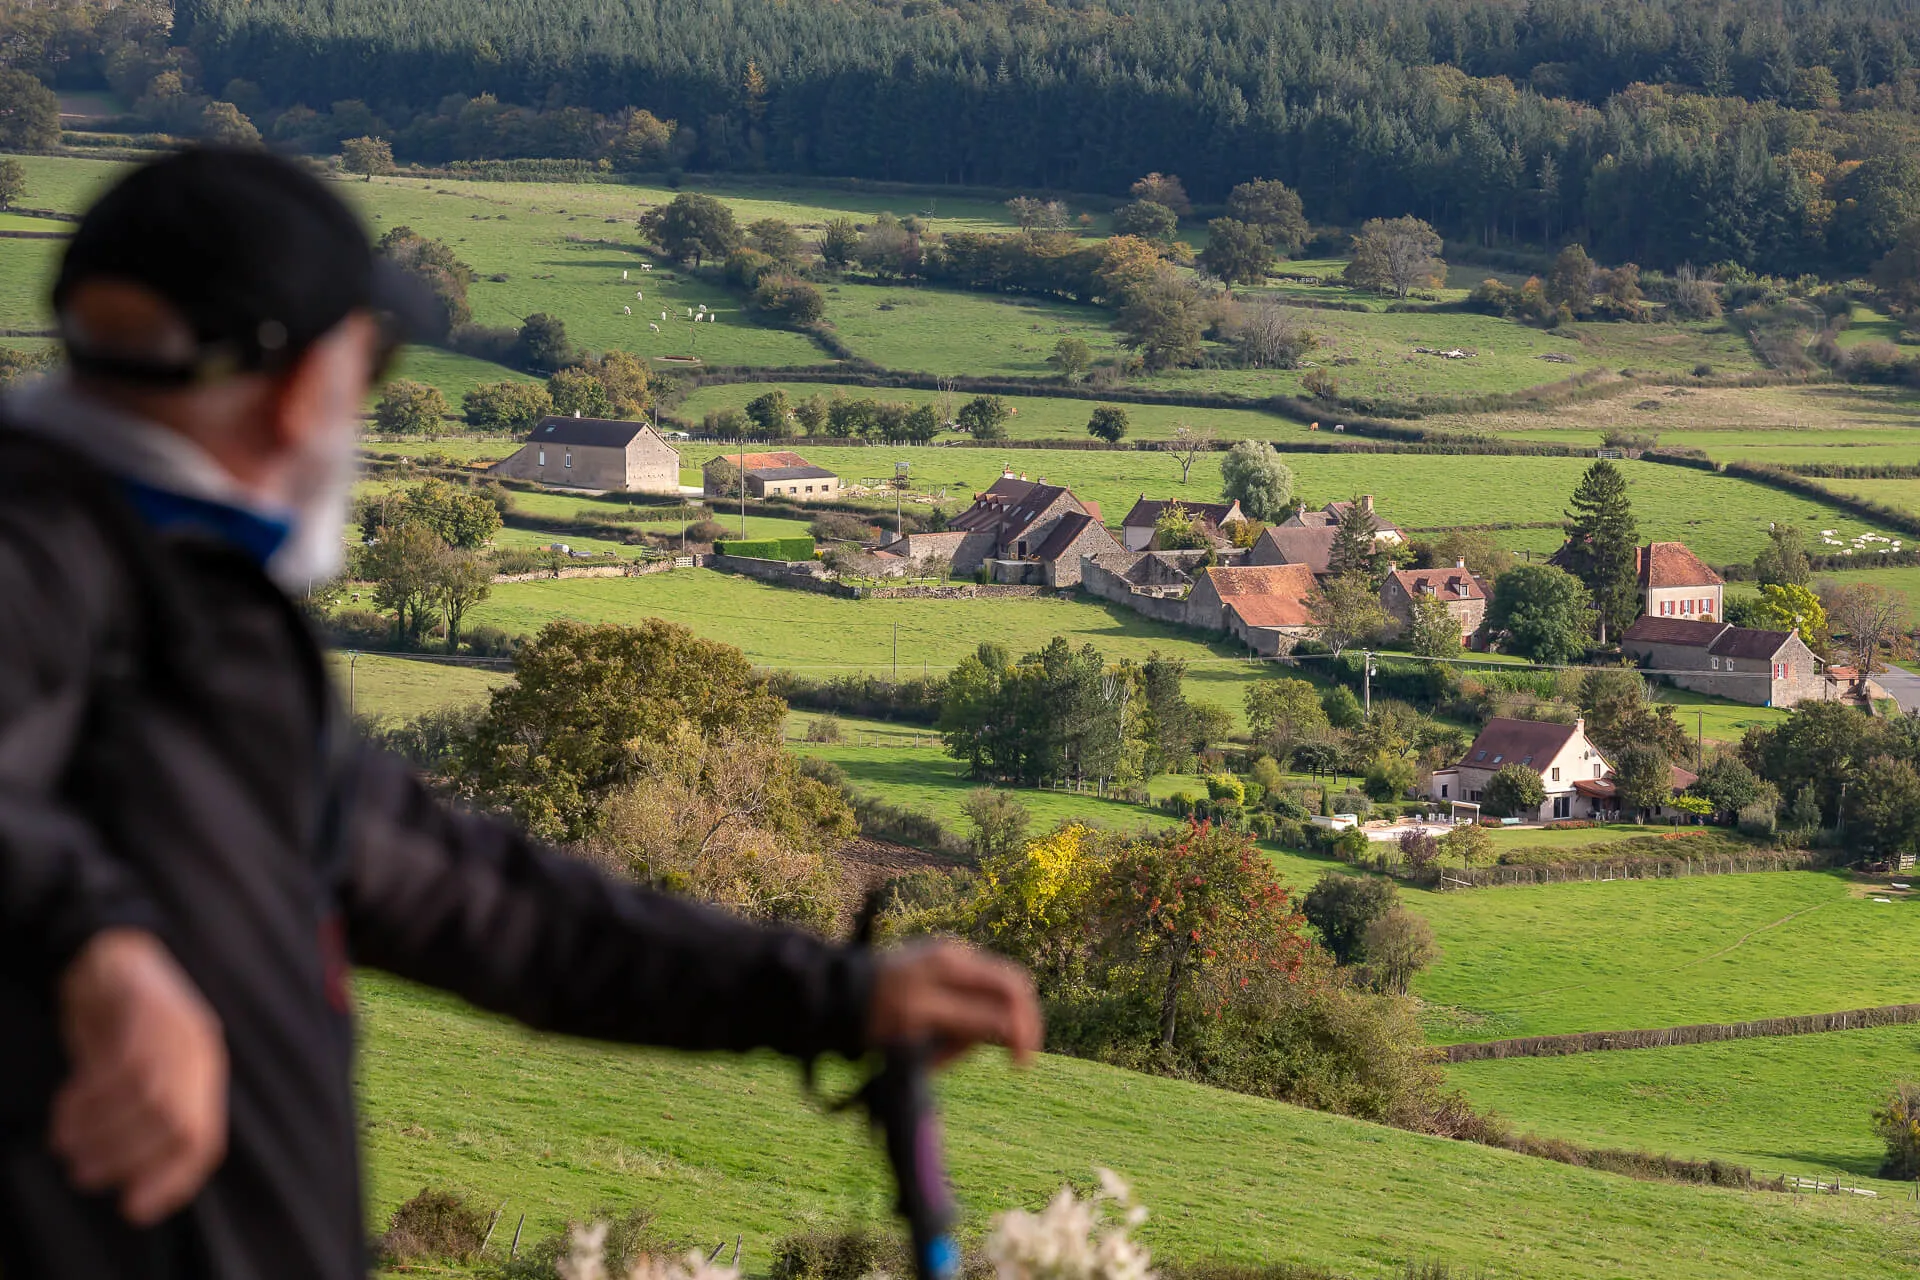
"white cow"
622,306,631,315
697,303,707,313
660,311,668,321
622,269,629,280
635,291,644,300
649,322,660,332
640,264,652,272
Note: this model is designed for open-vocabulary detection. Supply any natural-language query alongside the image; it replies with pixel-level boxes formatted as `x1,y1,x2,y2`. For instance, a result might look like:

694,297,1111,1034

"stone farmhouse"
492,415,680,492
1248,524,1339,576
1119,497,1244,551
702,450,842,500
1429,715,1701,822
1620,616,1826,707
1637,541,1723,621
1381,561,1488,645
1281,495,1406,544
1185,564,1321,655
941,472,1118,585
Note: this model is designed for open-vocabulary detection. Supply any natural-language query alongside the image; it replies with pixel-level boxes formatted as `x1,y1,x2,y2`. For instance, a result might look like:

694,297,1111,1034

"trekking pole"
844,892,961,1280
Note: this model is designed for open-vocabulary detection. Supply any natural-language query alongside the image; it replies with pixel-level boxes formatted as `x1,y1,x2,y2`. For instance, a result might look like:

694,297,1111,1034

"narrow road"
1872,665,1920,713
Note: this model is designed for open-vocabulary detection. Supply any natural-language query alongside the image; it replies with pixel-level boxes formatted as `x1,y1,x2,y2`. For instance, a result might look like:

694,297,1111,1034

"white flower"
986,1170,1155,1280
558,1228,743,1280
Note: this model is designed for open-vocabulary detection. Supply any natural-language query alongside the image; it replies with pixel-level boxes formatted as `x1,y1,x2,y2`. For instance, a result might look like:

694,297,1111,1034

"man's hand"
50,929,228,1226
866,940,1042,1067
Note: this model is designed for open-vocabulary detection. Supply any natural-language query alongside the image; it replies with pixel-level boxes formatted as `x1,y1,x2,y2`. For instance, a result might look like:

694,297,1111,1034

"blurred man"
0,148,1040,1279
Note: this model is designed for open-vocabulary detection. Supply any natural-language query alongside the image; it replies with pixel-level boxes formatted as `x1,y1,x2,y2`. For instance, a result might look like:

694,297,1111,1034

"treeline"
0,0,1878,274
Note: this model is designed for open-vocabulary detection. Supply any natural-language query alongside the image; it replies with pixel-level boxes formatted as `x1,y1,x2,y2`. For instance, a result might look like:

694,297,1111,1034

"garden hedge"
714,536,817,561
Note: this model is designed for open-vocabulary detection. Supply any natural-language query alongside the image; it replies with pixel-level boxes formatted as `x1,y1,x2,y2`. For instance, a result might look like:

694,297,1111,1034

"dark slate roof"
530,416,657,448
750,465,838,481
1459,717,1580,771
1254,525,1338,575
1122,497,1241,529
1620,616,1729,647
1031,511,1120,563
949,481,1072,539
1708,626,1795,660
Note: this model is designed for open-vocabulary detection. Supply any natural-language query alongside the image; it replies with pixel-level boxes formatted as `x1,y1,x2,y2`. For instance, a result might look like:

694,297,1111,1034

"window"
1710,657,1720,670
806,485,814,494
1491,754,1503,764
1440,784,1449,798
1682,598,1692,615
1594,763,1604,778
564,450,572,469
1469,790,1483,803
1551,767,1560,781
1474,750,1487,762
1553,795,1571,819
537,449,546,466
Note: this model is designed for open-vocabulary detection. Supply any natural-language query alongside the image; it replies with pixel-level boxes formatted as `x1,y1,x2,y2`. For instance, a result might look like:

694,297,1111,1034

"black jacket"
0,427,874,1278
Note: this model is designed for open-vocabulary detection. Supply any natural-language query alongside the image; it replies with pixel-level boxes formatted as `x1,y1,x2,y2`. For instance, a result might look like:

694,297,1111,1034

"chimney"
1003,468,1015,479
1362,494,1374,512
1574,716,1585,736
1456,557,1467,569
573,410,581,418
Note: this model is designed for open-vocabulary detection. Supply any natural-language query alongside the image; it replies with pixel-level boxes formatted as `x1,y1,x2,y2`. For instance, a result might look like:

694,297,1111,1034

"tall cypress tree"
1329,497,1380,582
1563,460,1640,645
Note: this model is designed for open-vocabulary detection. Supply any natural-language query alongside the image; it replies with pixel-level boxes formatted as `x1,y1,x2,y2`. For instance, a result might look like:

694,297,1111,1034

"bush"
1331,791,1371,817
1398,827,1440,871
1737,802,1777,837
1362,753,1415,801
683,519,729,543
714,535,816,561
1872,1082,1920,1180
810,511,875,542
499,1203,662,1280
771,1227,907,1280
376,1187,490,1266
1206,773,1246,804
805,714,843,743
1301,872,1399,965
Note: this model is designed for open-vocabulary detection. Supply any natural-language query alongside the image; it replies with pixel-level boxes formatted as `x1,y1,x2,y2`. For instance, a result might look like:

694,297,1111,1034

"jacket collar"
3,374,291,567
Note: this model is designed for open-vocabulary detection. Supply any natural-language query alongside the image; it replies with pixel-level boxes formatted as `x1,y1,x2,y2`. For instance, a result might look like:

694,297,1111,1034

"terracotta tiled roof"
1637,541,1723,589
1459,717,1581,771
1206,564,1320,629
1621,616,1728,647
1670,763,1700,790
1122,497,1242,529
1390,567,1484,602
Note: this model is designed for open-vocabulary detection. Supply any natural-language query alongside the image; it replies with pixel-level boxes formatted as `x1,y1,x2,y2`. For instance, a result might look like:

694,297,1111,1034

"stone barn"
493,416,681,493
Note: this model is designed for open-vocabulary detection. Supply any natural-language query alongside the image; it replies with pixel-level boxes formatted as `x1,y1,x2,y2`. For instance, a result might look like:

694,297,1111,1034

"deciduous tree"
1226,179,1309,253
1613,743,1673,819
1048,336,1092,381
1219,439,1293,521
341,135,394,179
0,157,25,210
1406,594,1463,658
1824,581,1908,684
1312,575,1388,656
463,380,553,432
1113,199,1179,242
1483,764,1546,818
373,379,448,435
1364,909,1438,994
643,192,741,266
1344,216,1444,298
957,395,1011,440
1489,564,1590,663
1086,404,1129,444
1199,217,1273,285
1301,872,1398,966
1170,423,1215,485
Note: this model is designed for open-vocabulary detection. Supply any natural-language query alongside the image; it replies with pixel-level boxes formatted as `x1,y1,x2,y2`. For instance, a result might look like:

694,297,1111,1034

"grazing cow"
660,311,667,321
649,322,660,332
697,304,707,313
641,264,651,272
622,306,631,315
622,269,629,280
636,291,644,300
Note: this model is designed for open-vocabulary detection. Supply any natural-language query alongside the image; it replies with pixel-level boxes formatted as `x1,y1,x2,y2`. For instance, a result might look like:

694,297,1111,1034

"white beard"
267,415,360,590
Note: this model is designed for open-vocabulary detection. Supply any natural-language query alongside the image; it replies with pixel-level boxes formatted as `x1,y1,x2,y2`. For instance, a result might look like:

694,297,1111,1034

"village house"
702,450,843,501
1637,541,1724,621
1119,497,1245,551
492,415,680,493
1280,494,1405,544
1619,616,1826,707
1184,564,1320,656
941,471,1117,584
1381,561,1488,645
1247,524,1340,576
1429,716,1703,822
1428,717,1613,821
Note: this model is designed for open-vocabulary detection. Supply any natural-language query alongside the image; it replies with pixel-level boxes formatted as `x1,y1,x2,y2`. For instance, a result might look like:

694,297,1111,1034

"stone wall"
1080,558,1195,626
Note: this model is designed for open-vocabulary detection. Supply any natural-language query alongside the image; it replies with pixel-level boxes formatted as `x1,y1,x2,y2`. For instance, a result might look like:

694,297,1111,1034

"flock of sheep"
617,264,718,333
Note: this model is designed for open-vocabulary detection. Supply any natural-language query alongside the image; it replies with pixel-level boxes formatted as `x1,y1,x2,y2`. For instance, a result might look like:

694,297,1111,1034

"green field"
670,381,1303,443
382,346,540,407
360,974,1918,1280
1449,1023,1920,1185
819,282,1122,377
326,651,507,722
467,569,1272,715
1415,871,1920,1044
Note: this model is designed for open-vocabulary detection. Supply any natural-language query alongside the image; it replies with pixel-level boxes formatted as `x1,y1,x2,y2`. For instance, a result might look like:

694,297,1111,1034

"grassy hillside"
359,973,1918,1280
1414,872,1920,1043
326,652,507,721
465,569,1271,717
1448,1023,1920,1185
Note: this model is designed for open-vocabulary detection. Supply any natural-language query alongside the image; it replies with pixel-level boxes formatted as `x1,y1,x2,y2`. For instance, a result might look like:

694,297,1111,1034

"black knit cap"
53,146,430,384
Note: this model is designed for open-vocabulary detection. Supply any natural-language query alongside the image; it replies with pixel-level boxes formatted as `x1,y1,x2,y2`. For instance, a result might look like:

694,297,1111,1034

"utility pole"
1696,710,1704,763
739,434,747,537
347,651,358,720
1363,648,1375,715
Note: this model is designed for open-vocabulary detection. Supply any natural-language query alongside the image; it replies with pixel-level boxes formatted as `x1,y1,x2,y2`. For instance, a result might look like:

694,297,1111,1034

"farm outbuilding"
492,415,681,493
